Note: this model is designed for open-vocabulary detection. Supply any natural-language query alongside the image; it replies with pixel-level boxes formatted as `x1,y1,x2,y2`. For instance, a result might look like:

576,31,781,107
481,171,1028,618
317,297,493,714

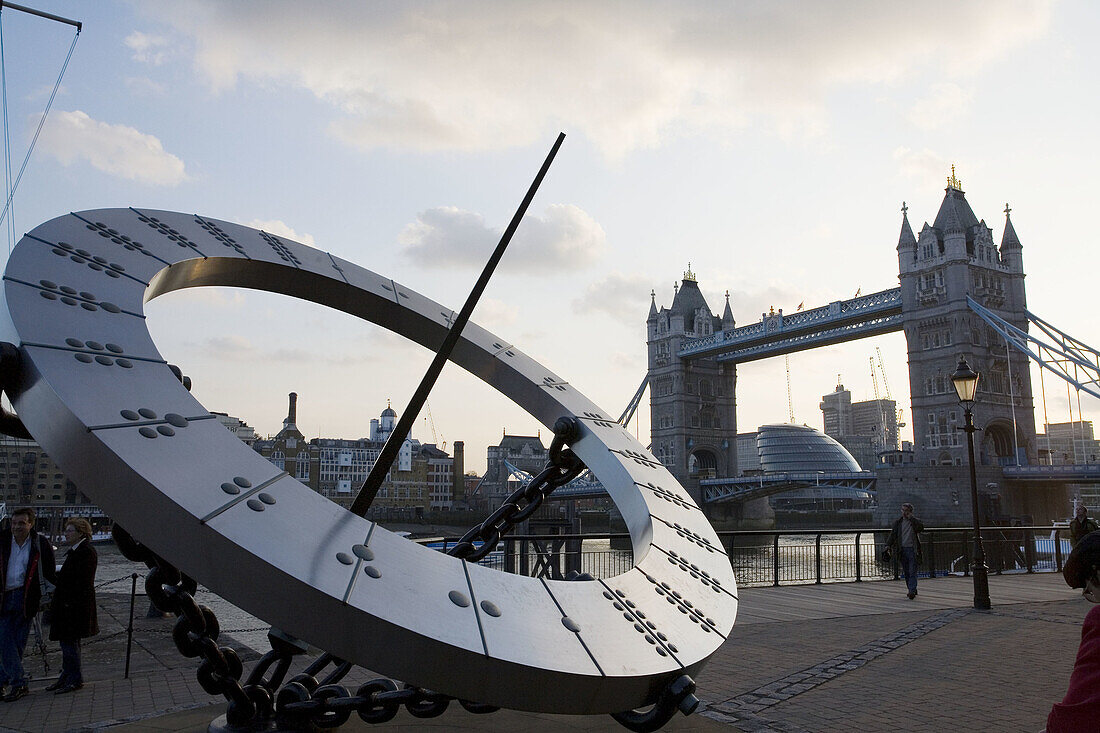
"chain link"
112,525,257,726
448,416,584,562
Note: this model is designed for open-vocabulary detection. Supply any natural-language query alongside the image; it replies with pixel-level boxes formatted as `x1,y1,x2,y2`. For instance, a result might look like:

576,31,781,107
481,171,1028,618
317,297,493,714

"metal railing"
419,525,1071,586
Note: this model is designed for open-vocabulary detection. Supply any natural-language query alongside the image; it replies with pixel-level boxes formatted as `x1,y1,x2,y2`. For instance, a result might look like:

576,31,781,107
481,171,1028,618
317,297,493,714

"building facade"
0,435,86,507
1038,421,1100,465
897,173,1036,467
252,393,458,511
479,434,549,506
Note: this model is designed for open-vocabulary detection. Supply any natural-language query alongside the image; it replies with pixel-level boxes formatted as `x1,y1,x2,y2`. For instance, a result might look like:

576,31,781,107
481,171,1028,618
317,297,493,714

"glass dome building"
756,423,862,473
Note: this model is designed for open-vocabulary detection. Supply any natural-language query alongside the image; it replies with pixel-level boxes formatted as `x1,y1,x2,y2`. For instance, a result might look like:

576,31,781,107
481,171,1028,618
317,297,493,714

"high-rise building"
820,383,899,466
851,398,899,451
820,383,853,437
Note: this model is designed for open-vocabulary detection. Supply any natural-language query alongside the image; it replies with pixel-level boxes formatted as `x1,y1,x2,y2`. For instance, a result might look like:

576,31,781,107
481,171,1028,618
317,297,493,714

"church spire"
897,200,916,252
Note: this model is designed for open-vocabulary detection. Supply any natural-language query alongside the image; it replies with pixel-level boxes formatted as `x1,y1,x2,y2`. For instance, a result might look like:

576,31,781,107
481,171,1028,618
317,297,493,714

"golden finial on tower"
947,164,963,191
683,263,696,282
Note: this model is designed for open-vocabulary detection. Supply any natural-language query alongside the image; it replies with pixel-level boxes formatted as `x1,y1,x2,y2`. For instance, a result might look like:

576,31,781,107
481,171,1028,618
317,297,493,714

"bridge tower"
897,170,1036,467
647,266,737,502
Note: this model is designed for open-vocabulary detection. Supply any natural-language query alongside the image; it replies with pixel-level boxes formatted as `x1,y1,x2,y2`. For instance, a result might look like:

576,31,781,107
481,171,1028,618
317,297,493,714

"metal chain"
112,525,257,727
610,674,700,732
448,416,584,562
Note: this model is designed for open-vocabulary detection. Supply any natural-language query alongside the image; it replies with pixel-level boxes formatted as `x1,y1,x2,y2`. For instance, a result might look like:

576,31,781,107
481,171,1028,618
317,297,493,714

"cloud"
906,83,974,130
157,288,247,307
893,146,950,189
246,219,316,246
473,298,519,329
194,334,368,366
38,110,189,186
151,1,1052,157
572,272,655,323
125,77,166,96
400,204,605,273
126,31,171,65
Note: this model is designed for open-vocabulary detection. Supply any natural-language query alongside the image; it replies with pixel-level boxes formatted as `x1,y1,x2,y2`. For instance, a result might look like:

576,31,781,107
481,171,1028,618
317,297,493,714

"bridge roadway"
4,571,1082,733
549,463,1100,503
678,287,903,364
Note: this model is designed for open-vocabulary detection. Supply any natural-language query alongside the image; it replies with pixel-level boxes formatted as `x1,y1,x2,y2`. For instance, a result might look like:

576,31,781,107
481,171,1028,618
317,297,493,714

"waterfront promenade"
0,571,1082,733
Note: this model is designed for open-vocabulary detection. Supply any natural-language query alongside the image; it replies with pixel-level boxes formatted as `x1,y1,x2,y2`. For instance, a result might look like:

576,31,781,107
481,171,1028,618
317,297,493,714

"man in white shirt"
0,507,56,702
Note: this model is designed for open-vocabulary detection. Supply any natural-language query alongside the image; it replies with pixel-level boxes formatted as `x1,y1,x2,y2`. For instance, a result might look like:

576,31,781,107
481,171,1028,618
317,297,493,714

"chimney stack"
286,392,298,426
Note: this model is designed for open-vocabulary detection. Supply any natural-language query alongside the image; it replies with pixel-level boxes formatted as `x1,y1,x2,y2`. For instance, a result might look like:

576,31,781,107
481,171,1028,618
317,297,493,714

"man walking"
1070,504,1098,547
0,508,56,702
885,502,925,600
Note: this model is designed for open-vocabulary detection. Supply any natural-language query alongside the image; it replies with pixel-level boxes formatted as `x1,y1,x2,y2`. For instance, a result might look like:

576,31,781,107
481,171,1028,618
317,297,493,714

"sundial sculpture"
0,136,738,730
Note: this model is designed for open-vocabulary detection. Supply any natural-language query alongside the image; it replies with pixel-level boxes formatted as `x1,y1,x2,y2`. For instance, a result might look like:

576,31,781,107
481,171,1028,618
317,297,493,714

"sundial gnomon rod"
349,132,566,516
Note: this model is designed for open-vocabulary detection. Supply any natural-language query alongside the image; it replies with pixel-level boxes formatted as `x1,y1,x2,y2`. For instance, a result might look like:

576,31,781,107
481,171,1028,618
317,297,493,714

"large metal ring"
0,208,737,712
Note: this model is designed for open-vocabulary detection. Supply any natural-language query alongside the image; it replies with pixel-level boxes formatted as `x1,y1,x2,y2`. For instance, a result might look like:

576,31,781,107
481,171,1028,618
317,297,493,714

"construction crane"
875,347,893,400
869,356,881,400
785,354,795,423
869,357,888,450
423,401,445,450
871,348,905,448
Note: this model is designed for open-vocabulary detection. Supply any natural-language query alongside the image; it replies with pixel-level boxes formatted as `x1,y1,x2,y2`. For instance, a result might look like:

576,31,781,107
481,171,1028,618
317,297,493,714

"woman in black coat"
47,517,98,694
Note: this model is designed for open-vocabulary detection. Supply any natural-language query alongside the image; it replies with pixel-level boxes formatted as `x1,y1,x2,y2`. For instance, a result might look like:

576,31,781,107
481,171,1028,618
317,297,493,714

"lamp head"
951,357,979,408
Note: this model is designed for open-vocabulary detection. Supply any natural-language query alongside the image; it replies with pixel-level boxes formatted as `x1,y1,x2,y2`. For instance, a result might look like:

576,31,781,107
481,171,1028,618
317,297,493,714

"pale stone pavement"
0,572,1082,732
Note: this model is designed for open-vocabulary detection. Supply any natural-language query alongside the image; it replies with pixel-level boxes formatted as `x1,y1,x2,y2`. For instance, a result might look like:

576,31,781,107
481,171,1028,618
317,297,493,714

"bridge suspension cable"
0,2,82,250
966,295,1100,400
618,374,648,426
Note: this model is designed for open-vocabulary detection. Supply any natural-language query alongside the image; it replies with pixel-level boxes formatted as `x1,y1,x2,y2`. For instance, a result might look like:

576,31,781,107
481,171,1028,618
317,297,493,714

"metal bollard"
124,572,137,679
772,534,780,587
926,531,937,579
815,534,822,585
855,532,862,582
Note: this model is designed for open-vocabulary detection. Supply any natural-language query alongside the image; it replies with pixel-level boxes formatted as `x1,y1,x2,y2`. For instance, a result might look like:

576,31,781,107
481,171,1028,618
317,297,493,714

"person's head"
1063,531,1100,603
901,502,914,518
10,507,34,543
64,518,92,544
1077,505,1088,519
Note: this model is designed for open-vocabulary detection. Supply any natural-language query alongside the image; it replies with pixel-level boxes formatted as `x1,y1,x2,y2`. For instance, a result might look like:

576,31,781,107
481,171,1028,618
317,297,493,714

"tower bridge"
646,172,1098,526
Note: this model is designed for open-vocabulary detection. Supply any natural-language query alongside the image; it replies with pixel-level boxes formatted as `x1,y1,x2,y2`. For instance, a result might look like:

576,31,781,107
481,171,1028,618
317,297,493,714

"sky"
0,0,1096,474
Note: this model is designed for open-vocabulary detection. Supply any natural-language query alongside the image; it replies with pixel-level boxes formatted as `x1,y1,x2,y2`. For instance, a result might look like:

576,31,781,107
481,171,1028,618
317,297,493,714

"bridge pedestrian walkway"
0,573,1081,732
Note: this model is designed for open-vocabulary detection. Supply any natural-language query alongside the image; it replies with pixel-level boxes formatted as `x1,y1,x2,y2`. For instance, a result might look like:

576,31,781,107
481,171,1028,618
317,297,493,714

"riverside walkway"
0,571,1082,733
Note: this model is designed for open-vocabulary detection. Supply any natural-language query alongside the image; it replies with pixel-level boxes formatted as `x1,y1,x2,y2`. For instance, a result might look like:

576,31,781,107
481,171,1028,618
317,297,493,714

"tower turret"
722,291,735,330
897,201,917,274
1000,203,1023,273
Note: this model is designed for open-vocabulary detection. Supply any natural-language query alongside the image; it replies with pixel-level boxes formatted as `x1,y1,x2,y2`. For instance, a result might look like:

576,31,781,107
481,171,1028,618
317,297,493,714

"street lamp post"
951,357,992,610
